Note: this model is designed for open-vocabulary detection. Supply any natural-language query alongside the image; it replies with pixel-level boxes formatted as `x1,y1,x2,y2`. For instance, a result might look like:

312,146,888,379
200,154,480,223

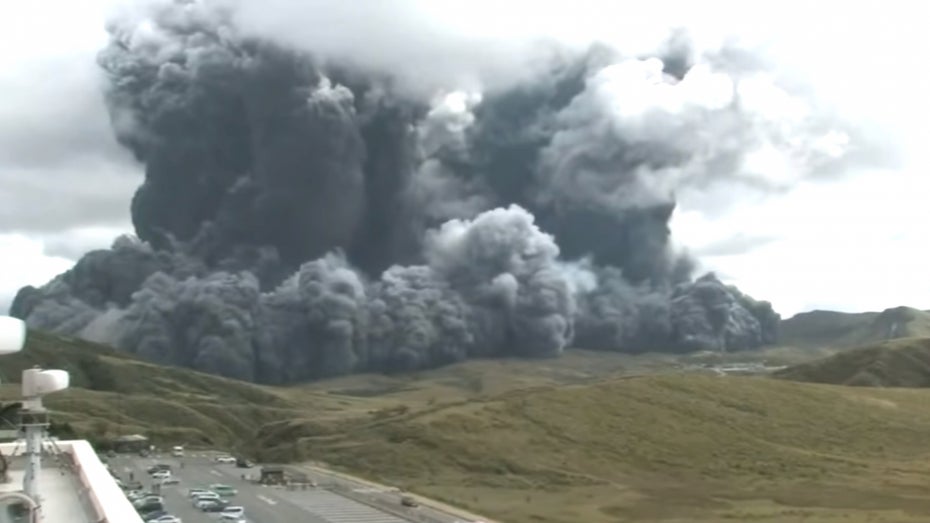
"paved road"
284,464,488,523
108,453,418,523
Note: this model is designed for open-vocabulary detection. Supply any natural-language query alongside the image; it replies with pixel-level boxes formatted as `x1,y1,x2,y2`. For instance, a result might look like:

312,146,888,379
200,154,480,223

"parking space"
108,453,419,523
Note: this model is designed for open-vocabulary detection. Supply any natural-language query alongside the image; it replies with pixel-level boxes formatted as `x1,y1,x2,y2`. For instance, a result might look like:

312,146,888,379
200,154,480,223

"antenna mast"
19,367,70,504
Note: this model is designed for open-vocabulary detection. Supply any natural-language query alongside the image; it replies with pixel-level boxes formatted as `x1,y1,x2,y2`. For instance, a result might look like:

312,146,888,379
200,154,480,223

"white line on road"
210,469,222,476
257,494,278,506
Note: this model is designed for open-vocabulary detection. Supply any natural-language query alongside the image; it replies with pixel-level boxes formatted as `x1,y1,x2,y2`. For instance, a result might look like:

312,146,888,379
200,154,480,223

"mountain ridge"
779,305,930,348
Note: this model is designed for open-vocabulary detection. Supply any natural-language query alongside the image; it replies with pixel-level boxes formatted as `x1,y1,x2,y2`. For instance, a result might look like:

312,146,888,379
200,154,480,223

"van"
171,446,184,457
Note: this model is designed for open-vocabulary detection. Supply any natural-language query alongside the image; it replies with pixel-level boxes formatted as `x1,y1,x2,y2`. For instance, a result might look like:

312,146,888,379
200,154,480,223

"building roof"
0,458,90,522
0,440,142,522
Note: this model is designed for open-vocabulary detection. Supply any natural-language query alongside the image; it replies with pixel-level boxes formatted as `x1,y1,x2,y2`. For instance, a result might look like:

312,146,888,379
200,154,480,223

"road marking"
210,469,222,476
276,490,405,523
352,487,389,494
257,494,278,505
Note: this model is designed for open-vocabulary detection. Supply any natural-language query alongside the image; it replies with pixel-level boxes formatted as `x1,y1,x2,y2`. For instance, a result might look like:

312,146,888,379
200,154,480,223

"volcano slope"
779,306,930,349
278,373,930,523
7,331,930,522
774,337,930,387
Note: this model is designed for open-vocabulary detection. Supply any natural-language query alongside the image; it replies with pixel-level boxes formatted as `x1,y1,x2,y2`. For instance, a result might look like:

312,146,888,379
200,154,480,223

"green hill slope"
0,331,376,450
0,331,637,451
774,337,930,387
270,373,930,523
779,306,930,348
11,331,930,522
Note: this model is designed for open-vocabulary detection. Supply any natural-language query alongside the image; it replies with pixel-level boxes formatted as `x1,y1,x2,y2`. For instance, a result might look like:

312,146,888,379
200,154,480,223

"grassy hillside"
12,330,930,521
279,373,930,523
780,306,930,348
774,337,930,387
0,331,639,451
0,331,377,450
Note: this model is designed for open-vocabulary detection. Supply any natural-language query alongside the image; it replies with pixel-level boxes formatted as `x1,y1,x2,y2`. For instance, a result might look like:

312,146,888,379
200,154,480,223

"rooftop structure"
0,316,142,522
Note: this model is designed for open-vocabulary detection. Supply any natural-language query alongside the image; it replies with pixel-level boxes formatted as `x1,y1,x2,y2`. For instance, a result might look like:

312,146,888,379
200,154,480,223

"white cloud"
0,0,137,310
0,235,74,314
0,1,141,231
0,227,127,314
674,167,930,316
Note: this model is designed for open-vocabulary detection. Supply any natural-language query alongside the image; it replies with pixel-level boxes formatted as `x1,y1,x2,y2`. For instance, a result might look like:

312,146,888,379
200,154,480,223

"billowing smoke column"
8,0,843,384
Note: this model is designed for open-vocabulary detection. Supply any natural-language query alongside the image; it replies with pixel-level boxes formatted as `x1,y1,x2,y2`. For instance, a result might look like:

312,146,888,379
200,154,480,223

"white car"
215,456,236,464
146,516,182,523
219,515,245,523
220,506,244,518
193,493,221,507
151,470,172,480
187,488,210,498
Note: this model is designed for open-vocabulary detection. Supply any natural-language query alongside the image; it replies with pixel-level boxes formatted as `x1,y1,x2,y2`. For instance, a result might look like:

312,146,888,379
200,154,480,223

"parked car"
133,496,164,508
127,490,152,501
209,484,237,497
135,500,164,515
192,492,221,508
187,488,210,498
151,470,172,480
220,506,244,518
199,499,230,513
139,508,167,521
146,515,181,523
401,495,419,507
147,464,171,475
215,455,236,464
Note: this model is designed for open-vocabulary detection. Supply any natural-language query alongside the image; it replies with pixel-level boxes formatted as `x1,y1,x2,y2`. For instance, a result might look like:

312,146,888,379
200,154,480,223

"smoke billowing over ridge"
12,0,874,383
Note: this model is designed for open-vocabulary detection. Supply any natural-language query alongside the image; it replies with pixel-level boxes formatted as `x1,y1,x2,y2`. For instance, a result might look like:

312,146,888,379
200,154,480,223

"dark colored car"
235,458,253,468
136,500,164,514
139,508,167,520
200,499,230,512
146,464,171,475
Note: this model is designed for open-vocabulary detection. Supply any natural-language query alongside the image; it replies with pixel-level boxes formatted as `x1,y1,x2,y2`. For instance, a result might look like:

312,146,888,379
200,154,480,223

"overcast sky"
1,0,928,317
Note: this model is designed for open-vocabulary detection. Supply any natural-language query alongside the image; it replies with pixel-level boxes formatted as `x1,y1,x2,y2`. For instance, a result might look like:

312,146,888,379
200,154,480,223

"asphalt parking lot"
109,452,421,523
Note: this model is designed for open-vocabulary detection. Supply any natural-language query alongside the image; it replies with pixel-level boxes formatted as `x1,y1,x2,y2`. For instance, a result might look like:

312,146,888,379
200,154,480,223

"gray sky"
1,0,928,316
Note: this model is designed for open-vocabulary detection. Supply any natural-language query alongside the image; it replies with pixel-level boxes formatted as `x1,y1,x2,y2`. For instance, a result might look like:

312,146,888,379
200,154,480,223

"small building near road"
259,465,286,485
112,434,149,453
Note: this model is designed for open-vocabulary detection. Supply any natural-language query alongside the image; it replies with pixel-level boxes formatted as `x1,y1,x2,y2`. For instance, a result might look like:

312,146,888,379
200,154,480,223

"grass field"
7,330,930,522
283,372,930,523
775,337,930,388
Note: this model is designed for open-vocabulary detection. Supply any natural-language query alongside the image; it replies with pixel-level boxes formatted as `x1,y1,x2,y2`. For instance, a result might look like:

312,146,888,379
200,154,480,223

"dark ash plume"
18,0,892,383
